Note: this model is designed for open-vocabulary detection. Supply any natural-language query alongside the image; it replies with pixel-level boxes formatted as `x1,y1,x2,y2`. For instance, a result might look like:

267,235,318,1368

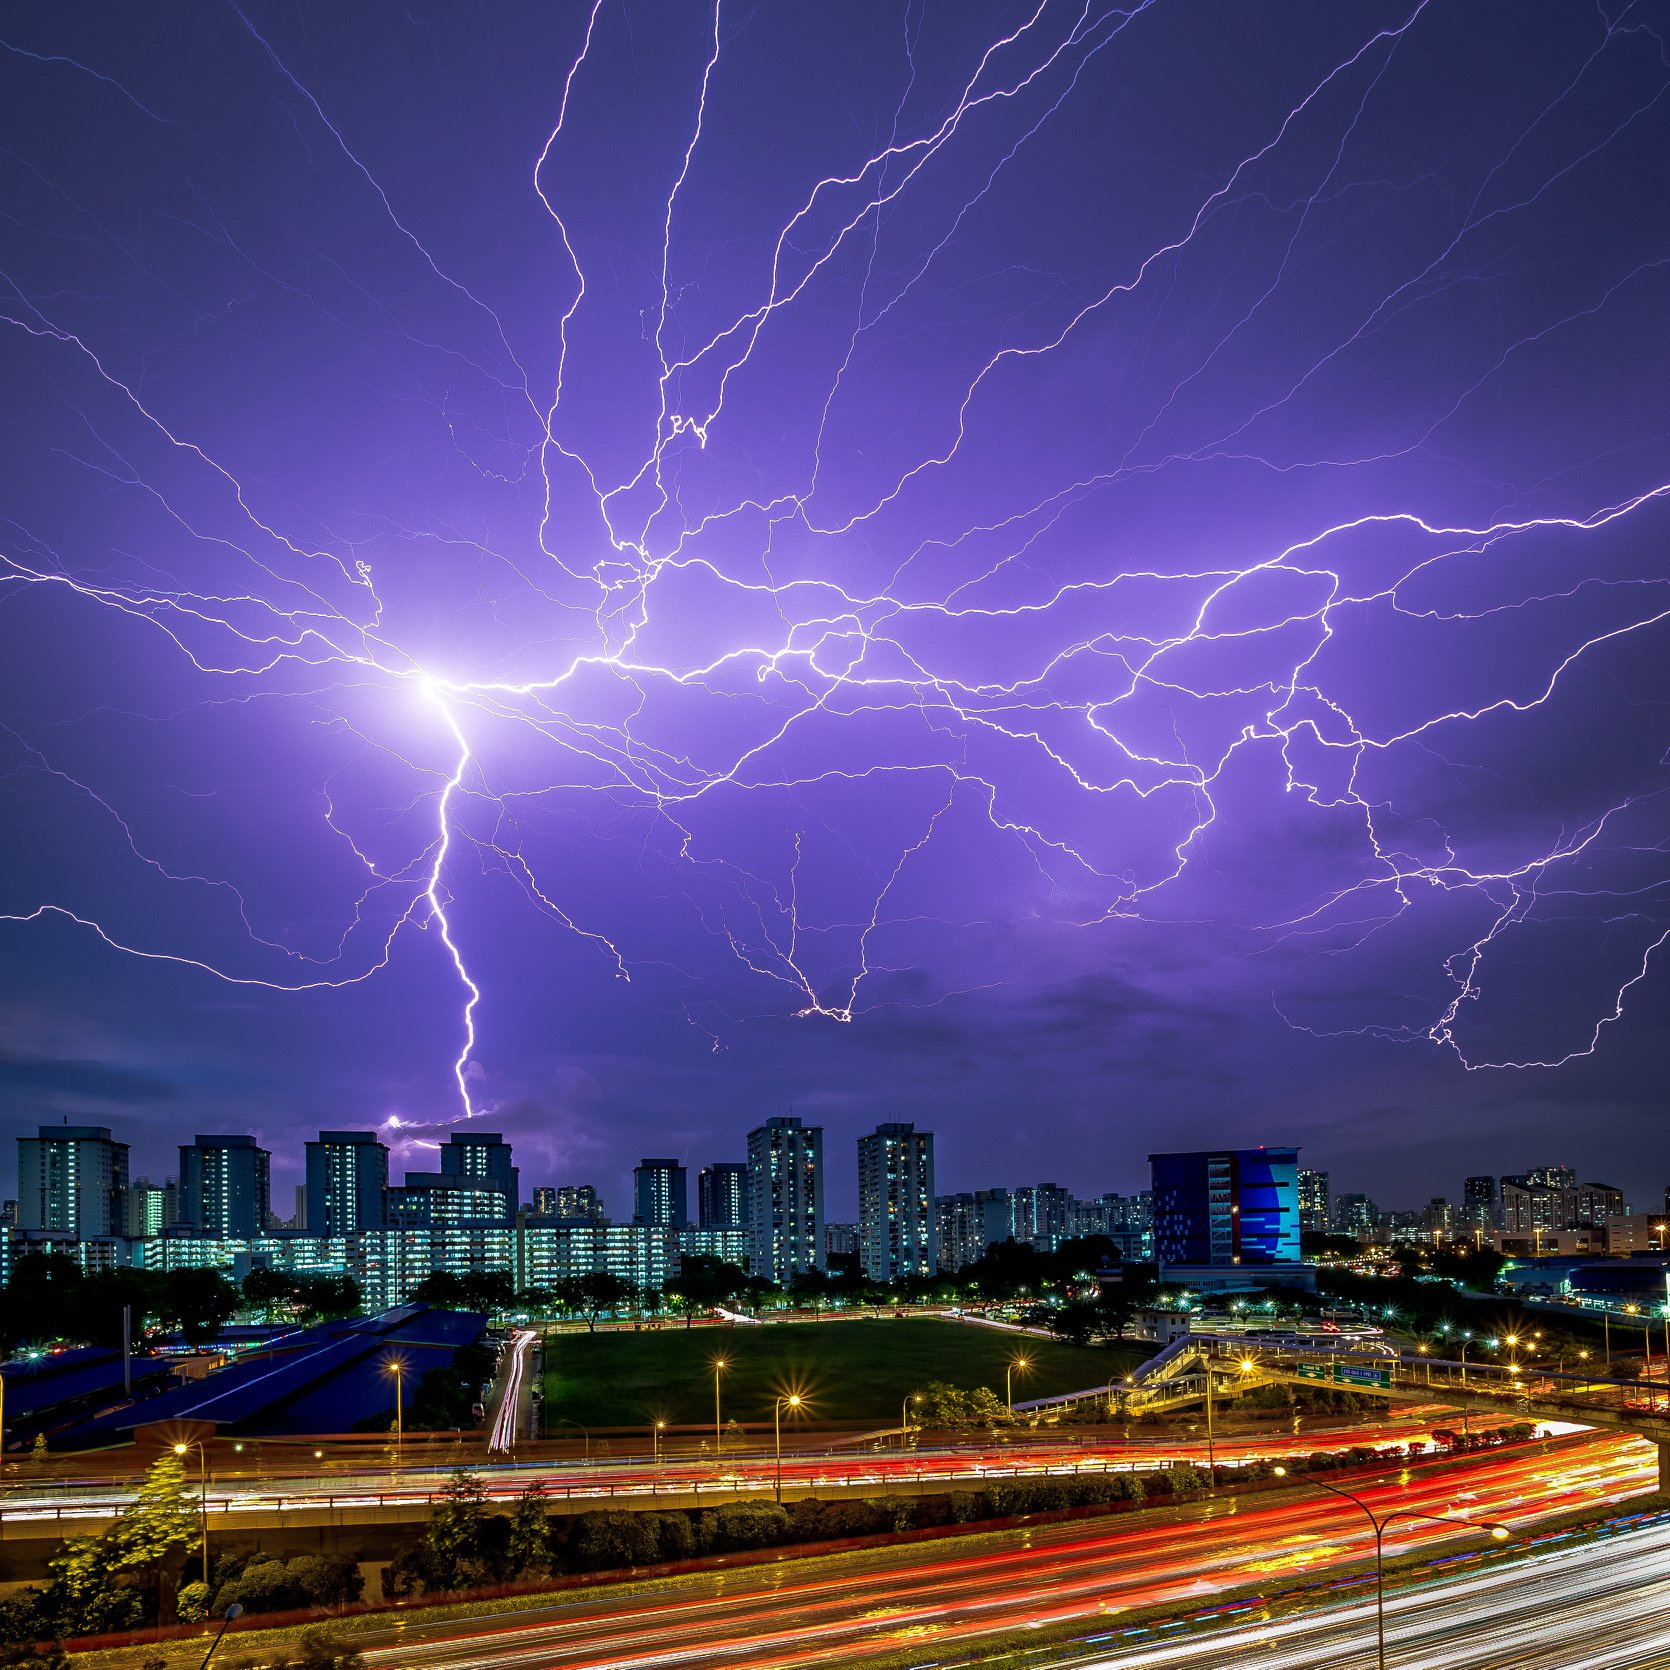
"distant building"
532,1186,558,1216
438,1131,518,1221
746,1116,824,1282
1150,1147,1303,1268
178,1134,271,1239
17,1125,129,1238
1082,1191,1153,1260
1461,1176,1497,1231
633,1159,689,1229
1422,1197,1453,1237
1297,1170,1330,1234
303,1131,388,1235
1333,1193,1377,1238
857,1122,936,1282
935,1193,986,1272
125,1179,173,1237
697,1163,750,1231
555,1184,607,1224
387,1172,512,1227
1008,1183,1076,1252
825,1221,860,1261
1526,1164,1577,1190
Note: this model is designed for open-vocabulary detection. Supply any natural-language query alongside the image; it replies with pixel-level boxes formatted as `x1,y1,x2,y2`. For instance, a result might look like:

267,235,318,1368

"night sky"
3,2,1669,1217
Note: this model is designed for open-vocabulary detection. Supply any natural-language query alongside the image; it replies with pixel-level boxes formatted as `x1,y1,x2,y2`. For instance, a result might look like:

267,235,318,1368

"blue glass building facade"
1149,1146,1301,1268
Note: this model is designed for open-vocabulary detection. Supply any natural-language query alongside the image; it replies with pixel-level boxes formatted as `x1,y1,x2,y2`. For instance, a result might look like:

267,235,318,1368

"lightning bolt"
2,0,1668,1133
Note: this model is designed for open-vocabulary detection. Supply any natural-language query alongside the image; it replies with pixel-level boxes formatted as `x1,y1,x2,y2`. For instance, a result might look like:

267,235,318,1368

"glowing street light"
1272,1466,1509,1670
172,1440,211,1587
773,1393,803,1501
712,1358,729,1459
1006,1355,1032,1412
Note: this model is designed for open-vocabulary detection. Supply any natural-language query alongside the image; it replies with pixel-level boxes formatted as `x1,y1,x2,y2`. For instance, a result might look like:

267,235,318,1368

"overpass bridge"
1023,1331,1670,1488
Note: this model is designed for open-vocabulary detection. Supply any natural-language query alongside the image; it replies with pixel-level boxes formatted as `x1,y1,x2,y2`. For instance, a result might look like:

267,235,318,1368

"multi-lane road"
174,1430,1648,1670
0,1406,1505,1530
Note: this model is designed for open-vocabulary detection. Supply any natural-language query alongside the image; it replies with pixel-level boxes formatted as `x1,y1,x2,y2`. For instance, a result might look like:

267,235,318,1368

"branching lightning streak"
3,0,1669,1127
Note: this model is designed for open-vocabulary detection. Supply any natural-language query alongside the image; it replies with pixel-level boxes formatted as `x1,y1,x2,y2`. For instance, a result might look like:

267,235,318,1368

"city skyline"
3,5,1669,1207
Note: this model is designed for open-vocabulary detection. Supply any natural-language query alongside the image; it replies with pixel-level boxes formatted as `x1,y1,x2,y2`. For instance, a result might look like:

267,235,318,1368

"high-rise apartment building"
531,1186,558,1216
697,1163,750,1231
555,1184,607,1224
857,1122,937,1282
1526,1165,1577,1190
387,1173,513,1226
125,1178,175,1237
1297,1169,1330,1234
1149,1147,1303,1272
1007,1183,1076,1251
438,1131,518,1220
633,1159,689,1229
17,1125,129,1238
1333,1192,1378,1237
825,1221,860,1262
1461,1175,1498,1230
746,1116,824,1282
178,1134,271,1238
935,1193,986,1272
303,1130,388,1235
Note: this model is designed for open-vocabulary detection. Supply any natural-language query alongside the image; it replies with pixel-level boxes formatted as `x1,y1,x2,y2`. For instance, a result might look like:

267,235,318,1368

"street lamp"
382,1355,405,1464
900,1393,922,1450
773,1393,803,1501
712,1358,729,1459
172,1441,211,1588
1271,1467,1509,1670
1006,1355,1032,1412
550,1417,590,1458
653,1419,667,1465
196,1602,245,1670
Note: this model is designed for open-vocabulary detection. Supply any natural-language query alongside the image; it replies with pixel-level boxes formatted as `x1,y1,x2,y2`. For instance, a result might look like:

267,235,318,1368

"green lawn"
541,1317,1135,1429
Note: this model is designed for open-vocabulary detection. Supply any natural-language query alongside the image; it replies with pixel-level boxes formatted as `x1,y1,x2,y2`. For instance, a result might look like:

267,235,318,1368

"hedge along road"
540,1316,1142,1430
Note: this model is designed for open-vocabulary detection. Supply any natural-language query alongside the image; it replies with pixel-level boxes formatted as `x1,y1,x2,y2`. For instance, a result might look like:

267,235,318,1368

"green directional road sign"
1336,1364,1393,1388
1295,1363,1329,1381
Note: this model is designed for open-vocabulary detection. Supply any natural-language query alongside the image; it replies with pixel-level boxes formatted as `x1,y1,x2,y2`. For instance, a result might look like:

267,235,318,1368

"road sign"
1295,1363,1330,1381
1336,1364,1393,1388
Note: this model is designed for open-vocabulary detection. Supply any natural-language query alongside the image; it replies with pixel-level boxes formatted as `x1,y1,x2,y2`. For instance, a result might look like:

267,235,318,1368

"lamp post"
1604,1309,1612,1367
196,1601,244,1670
1457,1332,1473,1386
653,1419,667,1466
551,1417,590,1458
1271,1467,1509,1670
712,1358,729,1459
1005,1355,1031,1412
900,1393,922,1451
773,1394,802,1501
382,1356,404,1465
173,1441,211,1588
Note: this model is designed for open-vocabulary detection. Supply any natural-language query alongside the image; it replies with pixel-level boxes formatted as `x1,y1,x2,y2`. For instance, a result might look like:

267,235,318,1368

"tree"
506,1485,551,1577
296,1274,362,1322
559,1273,633,1331
110,1451,202,1571
158,1268,241,1346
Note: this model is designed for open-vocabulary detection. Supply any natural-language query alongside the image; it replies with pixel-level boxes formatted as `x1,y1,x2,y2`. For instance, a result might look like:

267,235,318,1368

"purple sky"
3,2,1669,1218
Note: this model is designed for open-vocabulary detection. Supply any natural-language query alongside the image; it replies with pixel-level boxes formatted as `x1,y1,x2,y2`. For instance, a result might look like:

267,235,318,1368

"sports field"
541,1316,1137,1429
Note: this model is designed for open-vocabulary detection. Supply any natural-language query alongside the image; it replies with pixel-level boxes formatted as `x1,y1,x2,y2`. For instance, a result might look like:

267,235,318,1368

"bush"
654,1512,694,1563
568,1511,660,1572
176,1581,212,1623
704,1502,788,1552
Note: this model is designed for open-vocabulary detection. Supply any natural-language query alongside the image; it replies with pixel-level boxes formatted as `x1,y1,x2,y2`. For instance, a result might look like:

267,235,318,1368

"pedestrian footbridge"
1020,1330,1670,1487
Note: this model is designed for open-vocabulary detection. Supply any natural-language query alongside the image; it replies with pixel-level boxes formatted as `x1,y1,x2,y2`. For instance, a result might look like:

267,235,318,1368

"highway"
1071,1512,1670,1669
171,1431,1646,1670
0,1408,1510,1529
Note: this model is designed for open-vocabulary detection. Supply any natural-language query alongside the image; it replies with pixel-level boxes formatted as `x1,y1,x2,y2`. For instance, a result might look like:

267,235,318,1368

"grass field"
541,1317,1137,1429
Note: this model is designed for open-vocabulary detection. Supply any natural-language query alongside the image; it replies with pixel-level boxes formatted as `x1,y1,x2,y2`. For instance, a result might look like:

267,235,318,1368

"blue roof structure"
53,1306,486,1445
